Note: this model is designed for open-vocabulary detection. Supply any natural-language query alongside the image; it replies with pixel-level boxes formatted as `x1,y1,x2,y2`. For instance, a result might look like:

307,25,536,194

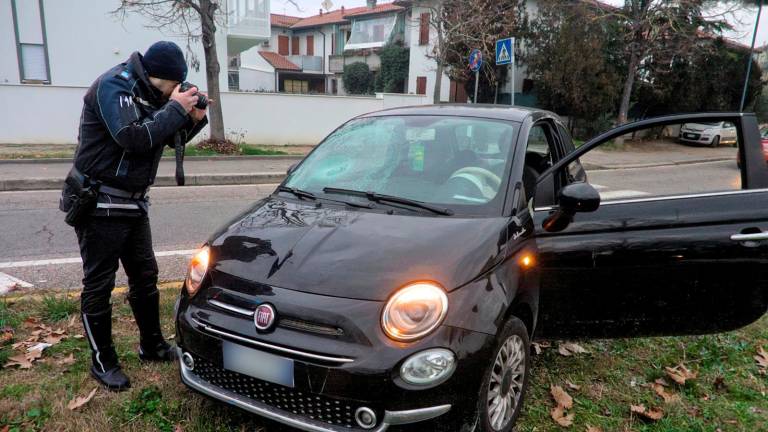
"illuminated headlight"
381,282,448,342
400,348,456,385
185,246,210,297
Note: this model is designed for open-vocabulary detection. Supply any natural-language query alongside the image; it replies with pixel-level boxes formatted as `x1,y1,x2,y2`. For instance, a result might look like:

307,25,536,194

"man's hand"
190,92,211,123
170,84,199,113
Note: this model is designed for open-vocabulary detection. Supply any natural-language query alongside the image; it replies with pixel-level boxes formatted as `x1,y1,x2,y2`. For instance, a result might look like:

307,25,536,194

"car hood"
207,197,507,301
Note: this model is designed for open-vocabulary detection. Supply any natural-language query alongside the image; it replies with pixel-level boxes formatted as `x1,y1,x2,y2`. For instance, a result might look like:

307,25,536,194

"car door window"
524,123,559,204
562,121,741,203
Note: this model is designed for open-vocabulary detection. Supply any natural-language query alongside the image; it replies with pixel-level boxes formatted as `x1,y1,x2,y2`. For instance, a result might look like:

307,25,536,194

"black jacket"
65,52,206,216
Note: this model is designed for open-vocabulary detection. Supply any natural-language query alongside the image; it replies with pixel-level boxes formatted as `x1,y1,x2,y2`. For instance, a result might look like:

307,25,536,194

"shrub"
343,62,374,95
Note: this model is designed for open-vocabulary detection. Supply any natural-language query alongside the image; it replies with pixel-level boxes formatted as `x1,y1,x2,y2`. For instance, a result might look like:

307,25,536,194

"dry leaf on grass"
55,353,76,366
551,385,574,409
651,383,680,404
551,405,574,427
532,341,552,355
3,353,35,369
566,381,581,391
755,347,768,374
67,388,98,411
0,328,13,345
174,425,184,432
558,342,589,357
586,426,602,432
630,404,664,421
665,364,698,385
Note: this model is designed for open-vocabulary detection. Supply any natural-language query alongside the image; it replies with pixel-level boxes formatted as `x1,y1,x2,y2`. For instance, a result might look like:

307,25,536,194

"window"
416,77,427,95
278,35,289,55
524,123,559,203
419,13,430,45
306,35,314,56
20,44,48,82
345,15,397,50
291,36,300,55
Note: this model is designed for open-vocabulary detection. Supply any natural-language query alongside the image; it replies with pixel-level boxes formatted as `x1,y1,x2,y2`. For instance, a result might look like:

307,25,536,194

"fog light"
400,348,456,386
355,407,377,429
181,352,195,370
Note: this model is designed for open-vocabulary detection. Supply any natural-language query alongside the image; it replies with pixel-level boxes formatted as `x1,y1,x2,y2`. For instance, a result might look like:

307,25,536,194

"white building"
0,0,270,92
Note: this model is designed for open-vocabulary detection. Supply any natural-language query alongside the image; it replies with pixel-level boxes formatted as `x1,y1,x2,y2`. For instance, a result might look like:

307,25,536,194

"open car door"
531,113,768,339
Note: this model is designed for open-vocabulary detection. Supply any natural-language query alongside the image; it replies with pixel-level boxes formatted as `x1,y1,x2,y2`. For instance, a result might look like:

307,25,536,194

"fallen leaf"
532,341,551,355
654,378,670,387
586,426,602,432
25,347,44,362
44,334,66,345
755,347,768,372
174,425,184,432
0,327,13,345
630,404,664,421
55,353,76,366
551,385,574,409
551,405,574,427
3,353,34,369
558,342,590,356
665,364,698,385
73,334,84,339
566,380,581,391
652,383,680,404
724,419,738,425
67,388,98,411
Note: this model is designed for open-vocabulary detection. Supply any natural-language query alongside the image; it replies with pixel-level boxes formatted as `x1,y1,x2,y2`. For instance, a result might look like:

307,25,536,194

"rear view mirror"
543,182,600,232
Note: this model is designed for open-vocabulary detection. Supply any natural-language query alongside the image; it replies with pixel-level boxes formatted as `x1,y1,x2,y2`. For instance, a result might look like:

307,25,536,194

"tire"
710,135,720,148
456,316,532,432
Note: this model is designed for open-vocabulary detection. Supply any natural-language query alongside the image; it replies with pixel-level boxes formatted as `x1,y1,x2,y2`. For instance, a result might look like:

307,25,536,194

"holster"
60,167,100,227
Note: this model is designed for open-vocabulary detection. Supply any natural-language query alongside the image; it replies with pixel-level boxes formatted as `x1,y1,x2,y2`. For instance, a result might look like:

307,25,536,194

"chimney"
366,0,376,8
319,9,323,15
341,5,345,14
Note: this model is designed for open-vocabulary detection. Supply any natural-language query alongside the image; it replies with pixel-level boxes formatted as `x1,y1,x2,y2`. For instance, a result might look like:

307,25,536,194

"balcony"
227,0,270,55
329,54,381,73
287,55,324,73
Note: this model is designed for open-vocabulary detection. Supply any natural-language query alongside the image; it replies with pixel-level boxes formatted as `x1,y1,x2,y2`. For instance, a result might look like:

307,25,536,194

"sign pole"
474,70,479,103
511,37,515,106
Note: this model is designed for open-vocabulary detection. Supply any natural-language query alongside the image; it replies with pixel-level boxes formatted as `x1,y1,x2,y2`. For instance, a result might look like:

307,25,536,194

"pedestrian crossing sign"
496,37,514,65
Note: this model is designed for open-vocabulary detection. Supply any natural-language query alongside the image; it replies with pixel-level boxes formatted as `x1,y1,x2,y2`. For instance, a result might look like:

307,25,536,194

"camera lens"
195,94,208,110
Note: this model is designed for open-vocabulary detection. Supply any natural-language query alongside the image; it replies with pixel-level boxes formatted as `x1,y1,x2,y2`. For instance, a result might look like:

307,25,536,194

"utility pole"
740,1,763,112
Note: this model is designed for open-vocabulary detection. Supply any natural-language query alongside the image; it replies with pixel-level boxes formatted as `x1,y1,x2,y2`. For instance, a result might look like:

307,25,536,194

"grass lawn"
1,286,766,431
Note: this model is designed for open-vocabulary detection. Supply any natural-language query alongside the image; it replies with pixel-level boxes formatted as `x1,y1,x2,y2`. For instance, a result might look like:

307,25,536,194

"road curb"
583,157,733,171
0,173,287,191
0,154,305,165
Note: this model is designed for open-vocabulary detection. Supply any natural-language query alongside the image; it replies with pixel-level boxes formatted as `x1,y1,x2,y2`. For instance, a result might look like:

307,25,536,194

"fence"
0,84,430,145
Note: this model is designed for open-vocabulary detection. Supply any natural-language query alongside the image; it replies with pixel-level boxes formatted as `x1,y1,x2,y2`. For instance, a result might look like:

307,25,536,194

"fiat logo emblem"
254,303,276,331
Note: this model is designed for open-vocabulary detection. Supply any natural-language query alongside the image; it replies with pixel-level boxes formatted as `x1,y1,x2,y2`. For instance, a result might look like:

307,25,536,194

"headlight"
400,348,456,385
185,246,210,297
381,282,448,342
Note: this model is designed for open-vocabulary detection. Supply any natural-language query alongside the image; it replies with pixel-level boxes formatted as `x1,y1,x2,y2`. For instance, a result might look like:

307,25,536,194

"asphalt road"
0,159,742,292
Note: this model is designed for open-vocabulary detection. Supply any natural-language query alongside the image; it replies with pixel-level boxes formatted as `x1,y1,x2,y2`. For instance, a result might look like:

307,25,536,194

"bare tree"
113,0,227,142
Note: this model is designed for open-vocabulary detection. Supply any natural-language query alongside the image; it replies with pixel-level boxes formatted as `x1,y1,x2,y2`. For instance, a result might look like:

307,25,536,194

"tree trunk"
199,0,225,142
617,49,639,126
433,62,443,104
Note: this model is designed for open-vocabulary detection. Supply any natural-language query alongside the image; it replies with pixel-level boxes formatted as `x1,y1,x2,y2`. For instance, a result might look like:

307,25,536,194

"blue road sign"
468,49,483,72
496,37,513,65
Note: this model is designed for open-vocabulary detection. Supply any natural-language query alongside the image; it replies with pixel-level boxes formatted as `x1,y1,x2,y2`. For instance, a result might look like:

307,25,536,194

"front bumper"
178,347,451,431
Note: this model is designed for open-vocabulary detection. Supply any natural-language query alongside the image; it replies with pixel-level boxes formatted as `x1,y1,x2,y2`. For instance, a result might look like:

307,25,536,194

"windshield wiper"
277,185,316,200
323,187,454,216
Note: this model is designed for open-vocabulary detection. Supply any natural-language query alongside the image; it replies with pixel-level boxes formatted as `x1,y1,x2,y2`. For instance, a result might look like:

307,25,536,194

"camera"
179,81,208,110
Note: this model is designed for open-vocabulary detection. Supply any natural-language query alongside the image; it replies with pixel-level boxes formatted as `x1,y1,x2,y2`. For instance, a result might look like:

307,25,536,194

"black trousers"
75,216,159,314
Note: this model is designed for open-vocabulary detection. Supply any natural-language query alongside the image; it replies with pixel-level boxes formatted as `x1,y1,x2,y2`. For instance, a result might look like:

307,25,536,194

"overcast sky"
272,0,766,47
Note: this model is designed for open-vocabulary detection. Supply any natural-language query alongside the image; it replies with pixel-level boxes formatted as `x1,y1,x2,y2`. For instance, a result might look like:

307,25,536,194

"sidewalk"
580,141,736,170
0,156,301,191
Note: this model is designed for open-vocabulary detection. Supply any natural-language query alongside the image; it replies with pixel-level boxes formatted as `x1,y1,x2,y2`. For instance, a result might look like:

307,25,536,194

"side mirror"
287,163,298,176
543,182,601,232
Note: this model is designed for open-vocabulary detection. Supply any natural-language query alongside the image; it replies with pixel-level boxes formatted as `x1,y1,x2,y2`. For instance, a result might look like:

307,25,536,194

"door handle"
730,232,768,242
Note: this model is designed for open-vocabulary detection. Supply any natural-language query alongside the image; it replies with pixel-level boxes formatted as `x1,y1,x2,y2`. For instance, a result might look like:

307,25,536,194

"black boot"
129,290,176,362
82,308,131,391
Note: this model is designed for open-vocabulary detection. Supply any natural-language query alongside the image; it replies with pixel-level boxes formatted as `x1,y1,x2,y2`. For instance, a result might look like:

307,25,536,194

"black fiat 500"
175,106,768,431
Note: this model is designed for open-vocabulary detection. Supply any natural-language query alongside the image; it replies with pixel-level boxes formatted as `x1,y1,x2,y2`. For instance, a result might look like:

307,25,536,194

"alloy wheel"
486,334,526,431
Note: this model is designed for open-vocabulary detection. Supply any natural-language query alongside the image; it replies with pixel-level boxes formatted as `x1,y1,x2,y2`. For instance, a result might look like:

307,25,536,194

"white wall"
239,66,275,91
0,84,429,145
0,0,229,91
0,1,20,84
406,5,450,103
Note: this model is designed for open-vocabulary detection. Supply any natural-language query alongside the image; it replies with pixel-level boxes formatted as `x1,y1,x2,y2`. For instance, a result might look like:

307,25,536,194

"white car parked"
678,121,738,147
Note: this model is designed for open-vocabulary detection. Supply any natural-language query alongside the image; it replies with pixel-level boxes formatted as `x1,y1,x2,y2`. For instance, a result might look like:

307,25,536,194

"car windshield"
283,115,518,216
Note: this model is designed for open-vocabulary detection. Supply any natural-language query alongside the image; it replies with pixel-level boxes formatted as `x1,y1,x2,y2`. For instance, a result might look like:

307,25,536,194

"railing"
328,54,381,73
228,69,240,91
287,55,324,72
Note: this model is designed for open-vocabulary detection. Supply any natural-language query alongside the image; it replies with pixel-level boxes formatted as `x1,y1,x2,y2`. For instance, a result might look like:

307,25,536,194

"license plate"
684,133,696,139
222,341,294,387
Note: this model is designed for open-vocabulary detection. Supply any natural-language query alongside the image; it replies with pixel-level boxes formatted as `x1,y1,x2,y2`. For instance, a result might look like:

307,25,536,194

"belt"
99,184,148,200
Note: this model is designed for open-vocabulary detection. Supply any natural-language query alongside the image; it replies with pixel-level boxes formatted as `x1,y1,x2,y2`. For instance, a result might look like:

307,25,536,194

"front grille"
191,355,365,428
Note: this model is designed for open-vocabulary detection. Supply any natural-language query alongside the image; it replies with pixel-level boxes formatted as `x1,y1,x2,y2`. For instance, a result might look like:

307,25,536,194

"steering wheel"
448,167,502,200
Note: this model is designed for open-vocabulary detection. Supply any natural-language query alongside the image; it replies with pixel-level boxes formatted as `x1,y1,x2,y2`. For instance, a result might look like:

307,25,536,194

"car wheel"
710,135,720,148
454,316,531,432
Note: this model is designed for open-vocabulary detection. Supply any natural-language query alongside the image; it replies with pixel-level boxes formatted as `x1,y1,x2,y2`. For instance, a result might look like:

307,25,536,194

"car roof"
357,104,554,123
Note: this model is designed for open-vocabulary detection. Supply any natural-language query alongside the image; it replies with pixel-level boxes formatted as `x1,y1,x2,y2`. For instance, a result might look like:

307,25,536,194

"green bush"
377,44,410,93
343,62,374,95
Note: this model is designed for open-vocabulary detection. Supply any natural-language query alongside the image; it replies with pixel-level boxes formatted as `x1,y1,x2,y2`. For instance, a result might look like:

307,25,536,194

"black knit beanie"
142,41,188,82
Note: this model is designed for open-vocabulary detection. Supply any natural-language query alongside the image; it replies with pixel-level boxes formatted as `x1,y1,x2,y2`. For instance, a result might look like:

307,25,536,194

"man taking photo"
60,41,208,391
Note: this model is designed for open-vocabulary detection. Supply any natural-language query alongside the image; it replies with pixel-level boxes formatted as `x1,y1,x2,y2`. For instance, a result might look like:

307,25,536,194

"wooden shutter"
278,35,289,55
419,13,430,45
292,36,300,55
416,76,427,95
306,35,314,56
